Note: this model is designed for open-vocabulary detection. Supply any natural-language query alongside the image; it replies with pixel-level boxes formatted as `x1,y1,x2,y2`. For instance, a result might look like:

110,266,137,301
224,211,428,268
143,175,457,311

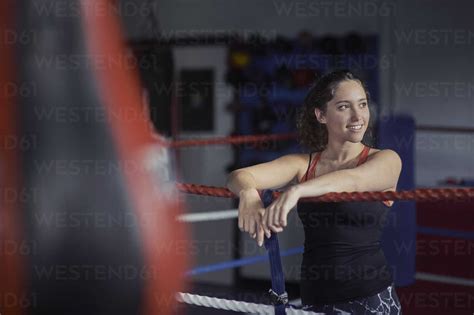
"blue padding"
186,224,474,277
267,88,307,104
252,56,276,75
185,246,303,276
239,93,261,106
186,253,269,277
377,115,416,286
417,226,474,240
460,179,474,186
262,190,287,315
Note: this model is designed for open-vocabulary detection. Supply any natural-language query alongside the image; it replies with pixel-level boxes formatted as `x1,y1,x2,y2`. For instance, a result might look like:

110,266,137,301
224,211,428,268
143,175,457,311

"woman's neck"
322,141,365,164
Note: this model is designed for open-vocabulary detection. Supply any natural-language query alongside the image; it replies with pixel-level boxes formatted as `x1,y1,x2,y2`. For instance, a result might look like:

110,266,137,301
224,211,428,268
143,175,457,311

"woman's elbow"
226,170,244,189
226,171,236,188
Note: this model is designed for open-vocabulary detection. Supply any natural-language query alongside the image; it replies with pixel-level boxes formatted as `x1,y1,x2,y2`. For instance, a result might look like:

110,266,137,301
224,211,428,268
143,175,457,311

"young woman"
227,70,402,314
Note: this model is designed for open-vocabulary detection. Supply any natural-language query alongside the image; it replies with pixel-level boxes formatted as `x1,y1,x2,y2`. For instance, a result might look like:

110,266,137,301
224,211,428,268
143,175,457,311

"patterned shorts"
302,283,402,315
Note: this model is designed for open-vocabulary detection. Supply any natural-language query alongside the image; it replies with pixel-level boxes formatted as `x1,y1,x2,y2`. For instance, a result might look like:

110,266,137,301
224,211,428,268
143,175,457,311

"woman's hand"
262,186,301,236
238,188,266,246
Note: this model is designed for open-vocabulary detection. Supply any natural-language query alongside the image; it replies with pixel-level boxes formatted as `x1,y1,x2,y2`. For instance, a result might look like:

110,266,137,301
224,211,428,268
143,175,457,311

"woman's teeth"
348,124,363,130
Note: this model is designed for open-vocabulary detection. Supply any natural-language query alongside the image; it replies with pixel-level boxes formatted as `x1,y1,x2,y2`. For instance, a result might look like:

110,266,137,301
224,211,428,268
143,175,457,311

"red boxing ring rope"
169,133,297,148
176,182,474,203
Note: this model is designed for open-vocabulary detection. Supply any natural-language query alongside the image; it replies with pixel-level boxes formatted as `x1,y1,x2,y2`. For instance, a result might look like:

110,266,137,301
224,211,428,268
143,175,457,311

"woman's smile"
347,124,364,131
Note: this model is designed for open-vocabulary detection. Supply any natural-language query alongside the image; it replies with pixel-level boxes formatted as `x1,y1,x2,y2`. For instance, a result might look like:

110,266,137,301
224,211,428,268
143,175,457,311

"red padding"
416,234,474,279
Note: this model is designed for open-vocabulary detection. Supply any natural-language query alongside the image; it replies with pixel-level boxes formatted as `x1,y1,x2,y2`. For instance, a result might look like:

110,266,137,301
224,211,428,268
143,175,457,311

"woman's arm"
226,154,307,194
262,149,402,233
296,149,402,198
227,154,307,246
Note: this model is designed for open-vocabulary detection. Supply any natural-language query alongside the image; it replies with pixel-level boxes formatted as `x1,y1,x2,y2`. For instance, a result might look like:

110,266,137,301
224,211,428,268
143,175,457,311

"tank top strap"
302,152,321,182
356,145,370,166
302,152,313,183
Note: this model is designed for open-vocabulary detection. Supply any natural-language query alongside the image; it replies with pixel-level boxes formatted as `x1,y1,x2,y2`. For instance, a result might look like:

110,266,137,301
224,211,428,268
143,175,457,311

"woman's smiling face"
314,80,370,144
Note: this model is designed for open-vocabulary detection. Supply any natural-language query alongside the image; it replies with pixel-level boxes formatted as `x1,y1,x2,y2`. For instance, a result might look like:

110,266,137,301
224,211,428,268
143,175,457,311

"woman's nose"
350,107,362,120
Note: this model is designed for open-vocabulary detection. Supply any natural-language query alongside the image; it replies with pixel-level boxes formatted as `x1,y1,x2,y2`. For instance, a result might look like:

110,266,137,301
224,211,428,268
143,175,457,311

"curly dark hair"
296,69,375,152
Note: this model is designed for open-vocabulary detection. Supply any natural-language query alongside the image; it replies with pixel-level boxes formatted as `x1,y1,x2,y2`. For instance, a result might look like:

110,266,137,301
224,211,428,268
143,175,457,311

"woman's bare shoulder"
367,147,381,156
367,147,401,160
365,147,401,193
280,153,312,166
281,153,314,183
368,147,398,156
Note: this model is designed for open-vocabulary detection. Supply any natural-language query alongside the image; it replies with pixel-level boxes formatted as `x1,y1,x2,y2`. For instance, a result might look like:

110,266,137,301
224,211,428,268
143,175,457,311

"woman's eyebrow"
334,98,367,104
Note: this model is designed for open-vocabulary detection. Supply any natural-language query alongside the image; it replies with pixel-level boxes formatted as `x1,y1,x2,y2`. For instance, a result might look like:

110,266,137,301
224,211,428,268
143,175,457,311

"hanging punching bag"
1,0,188,314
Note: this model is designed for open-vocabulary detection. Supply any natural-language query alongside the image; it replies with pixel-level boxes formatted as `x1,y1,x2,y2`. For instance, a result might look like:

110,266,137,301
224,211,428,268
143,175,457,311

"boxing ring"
2,1,473,314
164,134,474,315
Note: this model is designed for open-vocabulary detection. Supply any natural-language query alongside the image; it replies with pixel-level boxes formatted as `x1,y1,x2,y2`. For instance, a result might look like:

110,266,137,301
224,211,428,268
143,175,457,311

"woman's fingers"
243,214,252,233
252,215,260,240
269,201,284,231
241,191,295,240
279,209,288,227
262,209,272,238
266,206,276,231
274,226,284,233
238,213,244,231
257,224,265,247
272,205,281,228
265,205,283,233
262,207,273,237
238,188,298,241
248,215,257,235
256,210,270,242
263,199,289,236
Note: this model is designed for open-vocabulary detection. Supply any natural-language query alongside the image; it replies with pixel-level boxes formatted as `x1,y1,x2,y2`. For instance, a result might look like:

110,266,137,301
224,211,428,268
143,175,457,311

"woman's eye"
338,105,349,110
360,102,368,107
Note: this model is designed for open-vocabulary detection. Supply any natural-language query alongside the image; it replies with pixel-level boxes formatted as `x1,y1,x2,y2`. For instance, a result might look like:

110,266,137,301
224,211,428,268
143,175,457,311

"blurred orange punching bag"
0,0,26,314
0,0,187,314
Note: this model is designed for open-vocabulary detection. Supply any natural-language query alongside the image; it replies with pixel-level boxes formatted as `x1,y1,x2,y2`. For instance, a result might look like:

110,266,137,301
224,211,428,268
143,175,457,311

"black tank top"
296,146,393,305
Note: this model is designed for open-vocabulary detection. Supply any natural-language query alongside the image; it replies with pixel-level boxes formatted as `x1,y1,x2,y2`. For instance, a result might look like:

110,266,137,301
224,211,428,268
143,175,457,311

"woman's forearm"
293,169,358,199
226,170,258,196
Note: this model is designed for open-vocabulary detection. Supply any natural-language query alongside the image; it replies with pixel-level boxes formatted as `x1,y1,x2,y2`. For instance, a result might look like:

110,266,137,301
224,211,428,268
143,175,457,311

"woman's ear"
314,108,326,124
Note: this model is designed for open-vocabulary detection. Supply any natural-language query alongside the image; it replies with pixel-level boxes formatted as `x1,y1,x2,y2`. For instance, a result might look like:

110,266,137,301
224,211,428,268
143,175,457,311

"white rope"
177,209,238,222
289,297,302,306
177,292,323,315
415,272,474,287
